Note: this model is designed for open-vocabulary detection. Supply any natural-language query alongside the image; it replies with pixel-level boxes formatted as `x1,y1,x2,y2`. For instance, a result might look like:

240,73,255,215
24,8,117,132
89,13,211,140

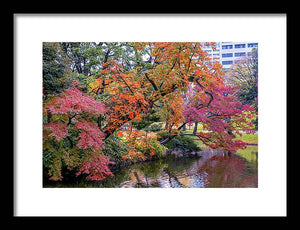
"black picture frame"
9,6,291,223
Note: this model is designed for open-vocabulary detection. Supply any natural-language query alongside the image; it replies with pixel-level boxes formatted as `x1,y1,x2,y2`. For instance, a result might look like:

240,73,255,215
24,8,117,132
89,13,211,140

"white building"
202,42,258,71
220,42,258,72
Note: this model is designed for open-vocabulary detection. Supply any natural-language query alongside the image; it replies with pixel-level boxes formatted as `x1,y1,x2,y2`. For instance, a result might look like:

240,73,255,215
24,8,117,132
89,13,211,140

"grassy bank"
234,133,258,144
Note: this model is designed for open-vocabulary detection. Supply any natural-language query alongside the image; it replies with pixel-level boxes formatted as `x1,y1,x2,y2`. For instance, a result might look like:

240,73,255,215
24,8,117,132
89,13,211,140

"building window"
222,53,233,57
222,60,233,65
222,45,233,49
235,44,246,48
248,43,258,48
235,52,246,57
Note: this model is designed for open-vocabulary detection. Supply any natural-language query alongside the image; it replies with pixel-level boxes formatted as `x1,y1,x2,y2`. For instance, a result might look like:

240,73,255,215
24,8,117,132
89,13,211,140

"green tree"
43,42,71,96
227,48,258,106
60,42,141,76
227,48,258,129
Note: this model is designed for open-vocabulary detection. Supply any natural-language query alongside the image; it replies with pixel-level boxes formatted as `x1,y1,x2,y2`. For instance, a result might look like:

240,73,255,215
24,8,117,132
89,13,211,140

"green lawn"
186,133,258,150
234,133,258,144
181,124,258,144
236,145,258,163
163,122,258,149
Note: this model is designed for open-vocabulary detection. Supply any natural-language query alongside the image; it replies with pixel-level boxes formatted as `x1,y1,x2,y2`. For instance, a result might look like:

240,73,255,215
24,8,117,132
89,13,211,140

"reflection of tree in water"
95,157,196,187
137,160,167,179
96,161,167,188
61,154,257,188
97,167,132,187
43,166,132,188
162,158,198,187
124,158,198,187
165,157,196,174
116,157,200,188
162,168,184,188
113,160,167,187
198,155,257,188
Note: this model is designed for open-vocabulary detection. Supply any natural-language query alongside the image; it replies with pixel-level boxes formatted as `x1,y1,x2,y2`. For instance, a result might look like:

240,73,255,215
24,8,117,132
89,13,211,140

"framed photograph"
13,12,287,217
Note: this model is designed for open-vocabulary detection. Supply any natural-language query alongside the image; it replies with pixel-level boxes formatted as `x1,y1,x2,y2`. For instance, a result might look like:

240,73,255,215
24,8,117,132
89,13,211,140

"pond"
44,146,258,188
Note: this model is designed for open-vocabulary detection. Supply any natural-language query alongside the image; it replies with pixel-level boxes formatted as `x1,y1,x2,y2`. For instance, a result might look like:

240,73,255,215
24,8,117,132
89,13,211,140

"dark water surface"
44,146,258,188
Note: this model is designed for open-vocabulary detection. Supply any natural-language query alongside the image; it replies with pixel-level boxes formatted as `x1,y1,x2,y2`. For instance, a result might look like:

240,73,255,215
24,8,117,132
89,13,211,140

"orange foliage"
88,42,225,138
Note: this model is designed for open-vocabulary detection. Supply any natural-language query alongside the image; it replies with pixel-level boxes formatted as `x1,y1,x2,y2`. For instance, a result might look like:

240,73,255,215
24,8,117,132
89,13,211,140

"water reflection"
44,147,258,188
198,155,257,187
100,147,258,188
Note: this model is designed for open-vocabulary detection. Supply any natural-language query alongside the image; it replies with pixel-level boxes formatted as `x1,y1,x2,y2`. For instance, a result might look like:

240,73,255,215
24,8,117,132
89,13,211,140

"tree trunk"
160,122,187,145
193,122,198,134
165,119,169,130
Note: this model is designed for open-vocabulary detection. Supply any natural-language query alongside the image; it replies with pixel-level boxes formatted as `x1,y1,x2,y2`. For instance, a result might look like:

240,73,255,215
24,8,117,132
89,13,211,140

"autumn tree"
89,42,223,137
43,81,114,181
88,42,256,152
43,42,257,182
183,84,256,154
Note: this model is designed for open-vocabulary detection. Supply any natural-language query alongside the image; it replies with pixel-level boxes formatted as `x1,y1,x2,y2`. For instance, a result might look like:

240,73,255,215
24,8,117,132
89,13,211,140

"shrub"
157,131,201,153
145,122,163,132
103,133,128,164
